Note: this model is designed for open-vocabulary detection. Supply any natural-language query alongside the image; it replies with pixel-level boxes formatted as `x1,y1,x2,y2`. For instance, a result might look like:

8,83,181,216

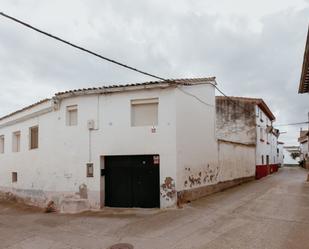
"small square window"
12,131,21,152
29,126,39,150
66,105,78,126
131,98,158,127
12,172,17,183
86,163,94,177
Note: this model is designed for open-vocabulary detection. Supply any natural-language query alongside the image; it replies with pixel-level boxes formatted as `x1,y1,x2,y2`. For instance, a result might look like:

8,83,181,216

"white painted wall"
283,148,299,165
0,88,178,209
255,106,279,165
300,141,308,160
218,142,255,181
175,84,218,191
277,143,284,165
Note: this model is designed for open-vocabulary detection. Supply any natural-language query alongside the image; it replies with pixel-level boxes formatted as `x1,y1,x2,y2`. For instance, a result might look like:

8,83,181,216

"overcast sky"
0,0,308,145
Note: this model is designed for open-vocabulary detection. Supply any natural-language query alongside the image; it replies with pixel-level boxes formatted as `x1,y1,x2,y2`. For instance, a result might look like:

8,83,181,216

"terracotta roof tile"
0,77,216,122
0,98,51,122
55,77,216,96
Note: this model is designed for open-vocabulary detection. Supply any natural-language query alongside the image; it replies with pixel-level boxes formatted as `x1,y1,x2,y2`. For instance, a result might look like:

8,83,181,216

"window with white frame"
12,131,21,152
66,105,78,126
131,98,158,127
29,126,39,150
0,135,4,153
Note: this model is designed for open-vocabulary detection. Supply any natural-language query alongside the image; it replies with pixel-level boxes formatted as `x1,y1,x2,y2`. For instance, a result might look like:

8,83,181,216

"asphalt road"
0,167,309,249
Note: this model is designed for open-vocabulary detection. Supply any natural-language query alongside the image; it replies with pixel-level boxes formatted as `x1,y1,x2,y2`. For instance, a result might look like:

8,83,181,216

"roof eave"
55,78,217,99
299,25,309,94
257,100,276,121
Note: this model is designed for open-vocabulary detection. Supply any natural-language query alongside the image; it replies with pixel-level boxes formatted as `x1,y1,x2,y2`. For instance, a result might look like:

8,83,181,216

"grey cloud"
0,0,308,145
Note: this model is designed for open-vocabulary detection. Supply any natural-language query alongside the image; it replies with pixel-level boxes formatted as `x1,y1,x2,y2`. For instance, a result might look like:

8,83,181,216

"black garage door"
105,155,160,208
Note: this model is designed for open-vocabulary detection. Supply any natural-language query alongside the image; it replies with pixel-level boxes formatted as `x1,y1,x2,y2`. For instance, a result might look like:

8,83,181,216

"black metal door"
105,155,160,208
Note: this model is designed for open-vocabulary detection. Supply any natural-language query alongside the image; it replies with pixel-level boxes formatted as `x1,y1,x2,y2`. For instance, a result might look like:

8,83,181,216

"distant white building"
216,96,280,180
277,141,284,167
283,146,300,166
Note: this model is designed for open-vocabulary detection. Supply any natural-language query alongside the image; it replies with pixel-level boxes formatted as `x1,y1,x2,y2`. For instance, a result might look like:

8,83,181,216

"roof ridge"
0,77,216,122
0,98,51,122
55,77,216,96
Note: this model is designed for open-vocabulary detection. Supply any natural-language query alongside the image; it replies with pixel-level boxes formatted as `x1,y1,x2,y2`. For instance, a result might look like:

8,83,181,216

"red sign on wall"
153,155,160,165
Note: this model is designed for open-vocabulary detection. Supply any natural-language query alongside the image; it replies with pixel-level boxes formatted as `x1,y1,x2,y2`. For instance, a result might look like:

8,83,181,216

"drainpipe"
87,95,101,164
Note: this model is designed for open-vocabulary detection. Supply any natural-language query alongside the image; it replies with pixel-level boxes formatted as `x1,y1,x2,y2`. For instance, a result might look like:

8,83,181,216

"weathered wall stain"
216,98,256,144
184,164,219,188
161,177,176,201
78,184,88,199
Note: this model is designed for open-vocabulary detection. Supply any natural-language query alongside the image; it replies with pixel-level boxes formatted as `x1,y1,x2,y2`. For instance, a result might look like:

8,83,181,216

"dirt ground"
1,167,309,249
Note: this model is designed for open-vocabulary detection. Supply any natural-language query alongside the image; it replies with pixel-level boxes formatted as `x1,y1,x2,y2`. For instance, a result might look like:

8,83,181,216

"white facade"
283,146,300,166
277,142,284,166
218,141,256,181
298,131,309,164
216,96,279,180
300,141,309,160
255,105,279,166
0,79,221,211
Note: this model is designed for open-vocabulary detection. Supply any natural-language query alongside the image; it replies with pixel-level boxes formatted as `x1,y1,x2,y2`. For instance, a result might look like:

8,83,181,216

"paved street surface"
1,167,309,249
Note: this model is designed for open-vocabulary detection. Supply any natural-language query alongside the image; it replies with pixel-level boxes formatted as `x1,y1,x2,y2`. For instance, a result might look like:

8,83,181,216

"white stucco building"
298,130,309,168
277,141,284,167
0,77,224,212
283,146,300,166
216,96,280,180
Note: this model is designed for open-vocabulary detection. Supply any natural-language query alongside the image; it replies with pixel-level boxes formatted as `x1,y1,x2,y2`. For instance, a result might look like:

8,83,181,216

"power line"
176,86,214,107
0,11,166,81
0,12,272,115
214,85,256,117
274,121,309,127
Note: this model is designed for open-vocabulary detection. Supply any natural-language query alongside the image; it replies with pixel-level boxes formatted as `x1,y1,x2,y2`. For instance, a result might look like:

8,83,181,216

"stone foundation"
0,187,100,213
177,175,255,205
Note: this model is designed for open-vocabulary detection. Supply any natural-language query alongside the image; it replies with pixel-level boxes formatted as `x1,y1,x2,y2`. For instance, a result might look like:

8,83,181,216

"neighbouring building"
216,96,280,180
298,130,309,168
283,146,300,167
277,141,284,167
298,24,309,179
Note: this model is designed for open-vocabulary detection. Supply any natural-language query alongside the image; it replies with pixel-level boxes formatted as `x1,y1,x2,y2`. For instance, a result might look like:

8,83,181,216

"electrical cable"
274,121,309,127
176,86,214,107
